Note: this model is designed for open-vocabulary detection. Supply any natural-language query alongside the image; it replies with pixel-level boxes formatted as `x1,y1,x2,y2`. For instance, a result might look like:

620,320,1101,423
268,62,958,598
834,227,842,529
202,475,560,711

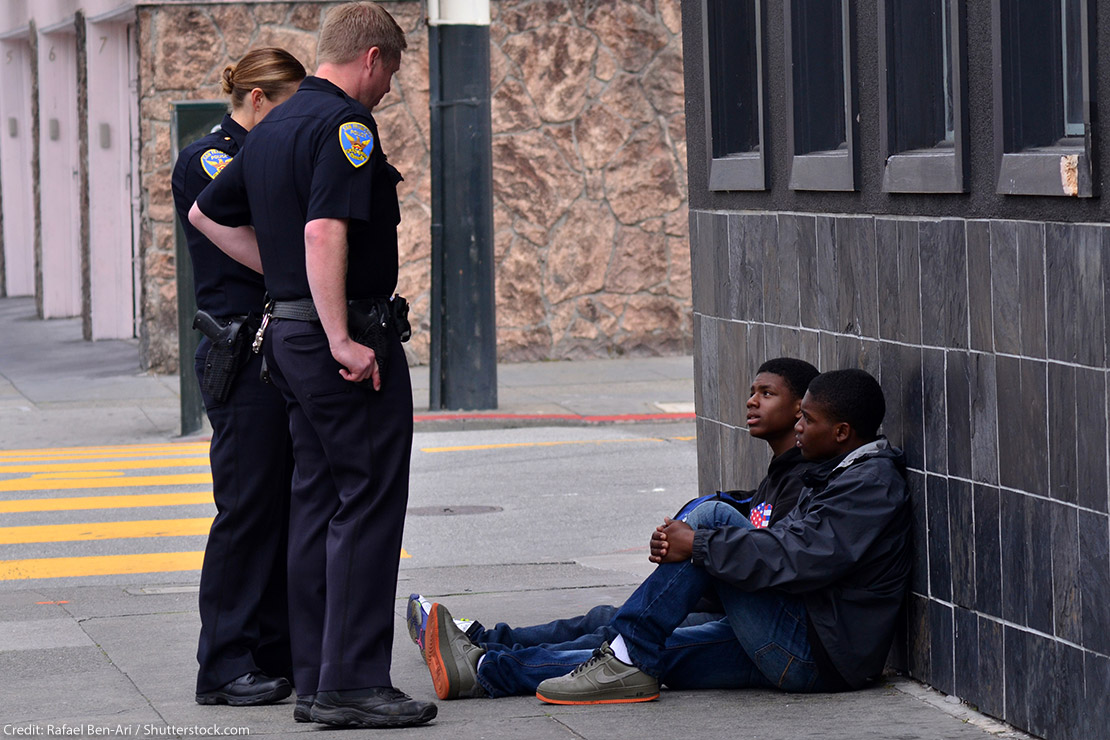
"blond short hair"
221,47,306,108
317,2,407,65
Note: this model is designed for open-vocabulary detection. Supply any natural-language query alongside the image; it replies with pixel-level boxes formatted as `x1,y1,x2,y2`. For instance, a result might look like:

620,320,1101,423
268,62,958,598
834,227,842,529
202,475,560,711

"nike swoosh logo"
595,669,633,685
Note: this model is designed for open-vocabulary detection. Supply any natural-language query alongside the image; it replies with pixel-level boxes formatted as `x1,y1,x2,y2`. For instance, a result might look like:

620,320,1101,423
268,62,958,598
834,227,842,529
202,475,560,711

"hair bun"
220,64,236,95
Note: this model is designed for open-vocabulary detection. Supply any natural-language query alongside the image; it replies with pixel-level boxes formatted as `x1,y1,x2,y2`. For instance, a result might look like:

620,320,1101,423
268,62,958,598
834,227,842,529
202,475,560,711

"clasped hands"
648,517,695,564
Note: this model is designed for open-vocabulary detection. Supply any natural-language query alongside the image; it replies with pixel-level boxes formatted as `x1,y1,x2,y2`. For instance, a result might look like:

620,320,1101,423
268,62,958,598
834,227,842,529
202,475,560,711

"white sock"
476,654,487,672
609,634,632,664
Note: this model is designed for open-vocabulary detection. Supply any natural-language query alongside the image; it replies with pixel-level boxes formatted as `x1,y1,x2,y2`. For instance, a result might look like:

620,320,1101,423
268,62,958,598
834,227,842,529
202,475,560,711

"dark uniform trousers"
263,318,412,694
194,338,293,693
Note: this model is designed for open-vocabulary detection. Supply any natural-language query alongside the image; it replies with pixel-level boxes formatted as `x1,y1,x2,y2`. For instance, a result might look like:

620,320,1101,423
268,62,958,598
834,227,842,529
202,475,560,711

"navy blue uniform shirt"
196,76,403,301
172,114,267,316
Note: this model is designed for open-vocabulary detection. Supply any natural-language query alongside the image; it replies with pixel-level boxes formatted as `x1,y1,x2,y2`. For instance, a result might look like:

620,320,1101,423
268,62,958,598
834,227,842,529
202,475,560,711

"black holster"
193,310,252,403
347,296,411,388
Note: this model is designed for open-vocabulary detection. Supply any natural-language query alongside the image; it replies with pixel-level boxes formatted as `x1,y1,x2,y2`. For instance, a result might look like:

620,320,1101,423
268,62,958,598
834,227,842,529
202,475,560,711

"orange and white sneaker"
535,642,659,705
426,603,486,700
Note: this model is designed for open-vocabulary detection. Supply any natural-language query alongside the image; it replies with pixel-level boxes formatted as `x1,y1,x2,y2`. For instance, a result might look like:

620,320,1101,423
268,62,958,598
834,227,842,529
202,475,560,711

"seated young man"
406,358,820,664
422,368,910,703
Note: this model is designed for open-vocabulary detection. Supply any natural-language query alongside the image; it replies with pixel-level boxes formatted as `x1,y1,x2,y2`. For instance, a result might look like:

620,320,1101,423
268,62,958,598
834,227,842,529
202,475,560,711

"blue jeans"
477,502,832,696
474,605,620,651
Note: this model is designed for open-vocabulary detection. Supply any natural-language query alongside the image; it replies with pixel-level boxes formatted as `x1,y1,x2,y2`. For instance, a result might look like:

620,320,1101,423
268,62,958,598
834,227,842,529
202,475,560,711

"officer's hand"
331,338,381,390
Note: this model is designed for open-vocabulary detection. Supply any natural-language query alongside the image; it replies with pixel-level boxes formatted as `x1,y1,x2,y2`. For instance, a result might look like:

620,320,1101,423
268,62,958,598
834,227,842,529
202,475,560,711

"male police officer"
190,2,436,729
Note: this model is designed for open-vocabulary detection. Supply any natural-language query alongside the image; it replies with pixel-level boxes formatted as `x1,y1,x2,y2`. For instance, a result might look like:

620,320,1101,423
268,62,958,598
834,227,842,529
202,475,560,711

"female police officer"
171,47,305,707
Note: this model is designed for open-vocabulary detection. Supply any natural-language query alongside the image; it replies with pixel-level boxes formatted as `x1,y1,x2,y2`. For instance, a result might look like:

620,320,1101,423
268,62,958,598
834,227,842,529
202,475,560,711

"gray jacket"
691,440,911,689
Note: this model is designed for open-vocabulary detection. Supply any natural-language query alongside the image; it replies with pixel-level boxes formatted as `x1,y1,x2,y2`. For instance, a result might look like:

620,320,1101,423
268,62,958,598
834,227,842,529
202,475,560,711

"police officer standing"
171,48,305,707
190,3,436,729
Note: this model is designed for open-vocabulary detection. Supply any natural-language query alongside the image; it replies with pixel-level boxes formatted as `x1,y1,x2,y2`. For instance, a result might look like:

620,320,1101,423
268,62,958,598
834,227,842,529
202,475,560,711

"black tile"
879,342,905,452
973,484,1002,617
996,356,1022,490
922,348,947,475
907,593,930,679
818,331,838,375
1047,223,1105,366
877,218,901,342
692,211,722,316
716,319,748,428
764,325,801,361
815,216,839,332
1079,510,1110,656
1000,490,1026,625
796,215,820,330
977,616,1005,719
967,220,994,352
896,220,923,344
1026,496,1055,634
1076,368,1108,513
1046,222,1080,363
836,216,878,337
697,315,719,420
1082,652,1110,740
946,351,972,479
990,220,1021,355
949,479,975,608
1048,518,1084,635
763,214,798,326
696,416,721,495
746,323,766,378
1104,226,1110,367
928,600,954,695
969,353,999,485
1050,642,1084,740
953,607,979,700
927,475,952,601
901,344,925,470
1003,626,1031,730
1048,362,1078,503
1018,222,1047,359
1022,631,1056,740
908,471,929,596
1020,358,1050,495
920,219,969,349
836,335,862,373
720,422,766,492
1073,224,1105,367
733,213,770,322
797,329,821,369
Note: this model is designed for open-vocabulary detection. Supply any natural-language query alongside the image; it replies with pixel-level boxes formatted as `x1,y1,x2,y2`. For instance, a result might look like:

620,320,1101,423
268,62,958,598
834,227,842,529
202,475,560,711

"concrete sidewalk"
0,295,1033,739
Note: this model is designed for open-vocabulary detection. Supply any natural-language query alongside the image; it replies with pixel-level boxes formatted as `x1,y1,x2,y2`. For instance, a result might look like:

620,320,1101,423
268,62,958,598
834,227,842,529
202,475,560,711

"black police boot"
309,687,437,728
293,693,315,723
195,672,292,706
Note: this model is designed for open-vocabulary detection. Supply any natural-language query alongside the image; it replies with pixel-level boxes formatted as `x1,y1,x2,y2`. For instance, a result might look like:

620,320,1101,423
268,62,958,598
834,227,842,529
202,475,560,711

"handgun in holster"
346,295,411,389
193,310,248,403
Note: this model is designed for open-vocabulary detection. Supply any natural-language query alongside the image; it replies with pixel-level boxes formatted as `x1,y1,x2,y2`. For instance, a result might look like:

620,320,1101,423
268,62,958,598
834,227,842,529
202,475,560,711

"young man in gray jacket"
427,368,911,704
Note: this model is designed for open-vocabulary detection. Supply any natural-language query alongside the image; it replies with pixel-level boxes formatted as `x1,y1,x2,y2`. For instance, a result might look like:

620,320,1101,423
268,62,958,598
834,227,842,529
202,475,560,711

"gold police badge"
339,122,373,168
200,149,232,179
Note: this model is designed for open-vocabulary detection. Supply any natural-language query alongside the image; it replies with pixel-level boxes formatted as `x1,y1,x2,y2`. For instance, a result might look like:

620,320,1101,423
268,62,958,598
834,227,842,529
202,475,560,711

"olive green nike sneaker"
535,642,659,705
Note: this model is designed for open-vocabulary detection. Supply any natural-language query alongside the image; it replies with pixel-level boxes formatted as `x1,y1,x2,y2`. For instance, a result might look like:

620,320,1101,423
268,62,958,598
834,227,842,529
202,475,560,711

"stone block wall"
690,210,1110,740
137,0,689,372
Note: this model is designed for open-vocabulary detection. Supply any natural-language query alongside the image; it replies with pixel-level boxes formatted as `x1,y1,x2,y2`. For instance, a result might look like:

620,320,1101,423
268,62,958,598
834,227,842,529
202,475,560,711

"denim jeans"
474,604,620,651
476,501,832,697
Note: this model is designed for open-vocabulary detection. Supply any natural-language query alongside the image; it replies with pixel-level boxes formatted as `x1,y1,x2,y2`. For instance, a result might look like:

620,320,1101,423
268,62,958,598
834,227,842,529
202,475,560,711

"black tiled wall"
691,210,1110,740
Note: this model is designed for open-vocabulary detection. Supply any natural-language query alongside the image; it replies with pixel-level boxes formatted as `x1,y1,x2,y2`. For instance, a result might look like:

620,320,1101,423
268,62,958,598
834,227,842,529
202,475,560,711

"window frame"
784,0,856,192
991,0,1097,197
702,0,766,192
878,0,968,193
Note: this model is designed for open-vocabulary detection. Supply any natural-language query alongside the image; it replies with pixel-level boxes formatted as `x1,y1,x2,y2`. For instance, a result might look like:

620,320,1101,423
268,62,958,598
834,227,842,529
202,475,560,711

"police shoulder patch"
338,121,374,168
200,149,233,179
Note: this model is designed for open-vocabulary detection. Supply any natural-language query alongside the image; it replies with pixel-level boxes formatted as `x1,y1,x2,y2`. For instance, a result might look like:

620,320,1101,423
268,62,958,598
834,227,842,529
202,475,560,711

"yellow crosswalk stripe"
0,551,207,580
0,472,212,493
0,517,214,544
0,492,213,513
0,449,209,464
0,458,210,474
0,443,209,460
